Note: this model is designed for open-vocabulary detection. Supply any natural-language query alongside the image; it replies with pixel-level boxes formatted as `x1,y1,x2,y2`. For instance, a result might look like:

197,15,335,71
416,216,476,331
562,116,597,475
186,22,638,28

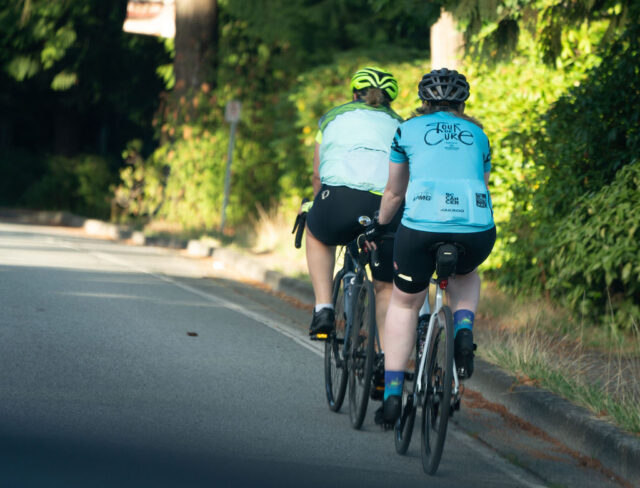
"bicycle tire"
324,271,348,412
394,377,417,454
348,280,376,429
421,305,454,475
395,325,424,453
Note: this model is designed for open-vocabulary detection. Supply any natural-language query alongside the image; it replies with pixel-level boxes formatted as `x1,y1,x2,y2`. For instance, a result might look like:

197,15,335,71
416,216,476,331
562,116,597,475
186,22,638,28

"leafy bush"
541,161,640,329
19,153,114,219
499,14,640,328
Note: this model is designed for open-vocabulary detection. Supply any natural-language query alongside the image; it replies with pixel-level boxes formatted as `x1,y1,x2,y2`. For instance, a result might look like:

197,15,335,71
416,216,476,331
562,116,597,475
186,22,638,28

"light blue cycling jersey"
316,100,402,193
390,111,494,233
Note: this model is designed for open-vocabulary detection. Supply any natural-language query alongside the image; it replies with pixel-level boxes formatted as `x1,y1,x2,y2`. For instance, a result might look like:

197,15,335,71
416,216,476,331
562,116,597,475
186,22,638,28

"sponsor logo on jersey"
413,192,432,202
424,122,474,147
475,193,487,208
445,193,459,205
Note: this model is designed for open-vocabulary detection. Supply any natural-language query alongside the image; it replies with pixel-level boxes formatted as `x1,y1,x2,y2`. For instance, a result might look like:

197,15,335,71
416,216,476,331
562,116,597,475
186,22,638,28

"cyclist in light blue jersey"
365,69,496,425
305,67,404,354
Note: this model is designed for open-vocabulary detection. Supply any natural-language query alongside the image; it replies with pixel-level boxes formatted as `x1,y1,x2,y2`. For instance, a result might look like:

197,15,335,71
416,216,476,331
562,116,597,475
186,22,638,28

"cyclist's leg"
305,227,336,307
376,224,433,425
384,285,427,372
369,203,402,350
372,279,391,349
445,226,497,377
384,224,434,373
447,269,480,313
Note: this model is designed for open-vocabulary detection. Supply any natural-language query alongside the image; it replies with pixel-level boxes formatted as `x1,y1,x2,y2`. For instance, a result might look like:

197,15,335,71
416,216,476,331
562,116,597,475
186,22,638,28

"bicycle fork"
415,284,460,407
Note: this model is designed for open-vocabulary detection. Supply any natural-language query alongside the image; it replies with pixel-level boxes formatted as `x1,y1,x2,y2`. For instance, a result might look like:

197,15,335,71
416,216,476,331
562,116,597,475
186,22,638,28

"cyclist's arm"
378,161,409,225
312,142,321,196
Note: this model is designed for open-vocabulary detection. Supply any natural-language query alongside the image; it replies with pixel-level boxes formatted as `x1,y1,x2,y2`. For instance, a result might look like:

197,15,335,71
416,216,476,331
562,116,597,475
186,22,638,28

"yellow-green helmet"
350,66,399,101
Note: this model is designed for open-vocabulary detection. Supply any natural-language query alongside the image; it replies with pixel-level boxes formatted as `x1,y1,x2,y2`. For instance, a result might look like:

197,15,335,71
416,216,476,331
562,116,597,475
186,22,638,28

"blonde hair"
413,103,483,128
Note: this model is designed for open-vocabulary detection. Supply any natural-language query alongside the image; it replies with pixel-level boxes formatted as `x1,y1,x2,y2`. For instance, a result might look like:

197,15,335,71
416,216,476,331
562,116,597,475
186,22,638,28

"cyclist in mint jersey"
365,69,496,425
305,67,404,351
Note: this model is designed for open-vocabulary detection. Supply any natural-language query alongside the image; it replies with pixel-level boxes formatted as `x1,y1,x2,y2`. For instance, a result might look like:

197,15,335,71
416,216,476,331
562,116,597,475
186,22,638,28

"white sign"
123,1,175,38
224,100,242,123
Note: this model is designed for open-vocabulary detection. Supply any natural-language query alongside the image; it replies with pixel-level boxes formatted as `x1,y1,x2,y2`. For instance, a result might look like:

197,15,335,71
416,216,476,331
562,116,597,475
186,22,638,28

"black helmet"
418,68,470,104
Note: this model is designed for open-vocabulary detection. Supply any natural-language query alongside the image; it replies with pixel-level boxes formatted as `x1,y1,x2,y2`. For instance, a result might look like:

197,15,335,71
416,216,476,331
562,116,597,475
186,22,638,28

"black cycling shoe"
309,308,335,340
454,328,477,379
370,354,385,401
374,395,401,429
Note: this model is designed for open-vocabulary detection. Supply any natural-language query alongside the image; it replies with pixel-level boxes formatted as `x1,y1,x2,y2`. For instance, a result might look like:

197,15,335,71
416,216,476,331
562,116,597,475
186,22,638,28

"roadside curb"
469,360,640,484
3,210,638,484
211,247,315,305
0,208,86,228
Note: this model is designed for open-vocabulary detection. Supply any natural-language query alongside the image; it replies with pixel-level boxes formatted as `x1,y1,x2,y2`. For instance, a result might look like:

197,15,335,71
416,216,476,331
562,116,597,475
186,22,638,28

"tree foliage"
0,0,170,215
442,0,633,62
499,11,640,328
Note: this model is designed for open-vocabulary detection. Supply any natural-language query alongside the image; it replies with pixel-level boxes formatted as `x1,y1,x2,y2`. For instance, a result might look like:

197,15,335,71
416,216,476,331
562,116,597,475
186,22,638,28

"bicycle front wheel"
348,280,376,430
395,321,424,454
421,305,454,475
394,376,417,454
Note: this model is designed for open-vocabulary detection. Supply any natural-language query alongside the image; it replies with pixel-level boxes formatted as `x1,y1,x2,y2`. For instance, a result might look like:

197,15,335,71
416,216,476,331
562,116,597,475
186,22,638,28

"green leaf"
6,56,40,81
50,71,77,91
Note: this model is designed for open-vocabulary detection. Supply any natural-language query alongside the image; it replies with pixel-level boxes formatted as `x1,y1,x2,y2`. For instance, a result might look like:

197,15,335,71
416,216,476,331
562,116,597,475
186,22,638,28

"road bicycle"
393,242,463,476
293,208,384,430
325,225,381,430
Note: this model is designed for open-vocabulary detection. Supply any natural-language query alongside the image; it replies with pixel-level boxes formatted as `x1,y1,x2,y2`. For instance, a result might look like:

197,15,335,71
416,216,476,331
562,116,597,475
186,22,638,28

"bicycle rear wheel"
348,280,376,429
421,305,454,475
324,271,348,412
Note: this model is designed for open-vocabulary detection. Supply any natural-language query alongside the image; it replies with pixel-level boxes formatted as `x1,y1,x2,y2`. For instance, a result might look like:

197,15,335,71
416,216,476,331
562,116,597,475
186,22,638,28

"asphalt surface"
0,220,637,487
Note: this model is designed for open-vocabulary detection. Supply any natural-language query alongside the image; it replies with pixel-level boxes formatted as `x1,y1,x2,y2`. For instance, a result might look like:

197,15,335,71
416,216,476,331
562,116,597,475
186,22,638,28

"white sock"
315,303,334,312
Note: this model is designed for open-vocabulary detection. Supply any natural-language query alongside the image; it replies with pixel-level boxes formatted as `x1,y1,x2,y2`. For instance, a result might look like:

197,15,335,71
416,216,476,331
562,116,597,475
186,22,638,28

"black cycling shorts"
392,224,496,294
306,184,402,283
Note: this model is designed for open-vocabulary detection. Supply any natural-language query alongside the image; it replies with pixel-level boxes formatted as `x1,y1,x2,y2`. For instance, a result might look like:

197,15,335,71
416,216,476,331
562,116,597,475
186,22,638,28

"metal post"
220,100,241,234
219,120,237,234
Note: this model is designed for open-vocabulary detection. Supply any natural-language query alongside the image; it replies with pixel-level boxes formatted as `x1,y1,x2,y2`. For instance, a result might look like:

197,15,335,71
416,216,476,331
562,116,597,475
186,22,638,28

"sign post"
220,100,241,234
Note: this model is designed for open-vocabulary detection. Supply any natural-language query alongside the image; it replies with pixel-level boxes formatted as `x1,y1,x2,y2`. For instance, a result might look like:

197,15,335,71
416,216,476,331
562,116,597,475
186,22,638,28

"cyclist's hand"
363,218,386,250
299,200,313,214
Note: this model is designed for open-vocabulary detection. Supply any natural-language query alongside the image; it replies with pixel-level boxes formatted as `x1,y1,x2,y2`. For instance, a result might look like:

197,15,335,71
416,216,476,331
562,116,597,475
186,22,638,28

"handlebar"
292,198,310,249
357,231,395,270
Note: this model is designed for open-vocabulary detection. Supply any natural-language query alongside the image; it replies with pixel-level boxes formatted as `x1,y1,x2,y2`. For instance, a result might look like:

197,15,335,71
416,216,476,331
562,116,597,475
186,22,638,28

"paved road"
0,223,627,488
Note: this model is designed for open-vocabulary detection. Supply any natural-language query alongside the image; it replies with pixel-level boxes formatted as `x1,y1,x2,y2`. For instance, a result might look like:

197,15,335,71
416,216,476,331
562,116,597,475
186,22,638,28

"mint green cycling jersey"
317,101,402,193
390,111,494,233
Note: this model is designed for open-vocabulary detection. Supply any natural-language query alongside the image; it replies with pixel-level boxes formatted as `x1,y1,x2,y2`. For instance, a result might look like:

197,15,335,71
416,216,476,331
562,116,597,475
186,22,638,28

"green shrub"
542,161,640,329
20,153,114,219
499,16,640,329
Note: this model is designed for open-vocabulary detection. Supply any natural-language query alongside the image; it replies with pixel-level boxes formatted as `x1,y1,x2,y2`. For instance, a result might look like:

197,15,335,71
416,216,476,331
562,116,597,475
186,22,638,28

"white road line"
449,428,548,488
58,241,324,358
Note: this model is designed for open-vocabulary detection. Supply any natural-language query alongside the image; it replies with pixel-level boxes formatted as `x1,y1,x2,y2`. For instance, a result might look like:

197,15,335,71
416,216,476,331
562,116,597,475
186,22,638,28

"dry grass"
233,203,309,277
476,283,640,434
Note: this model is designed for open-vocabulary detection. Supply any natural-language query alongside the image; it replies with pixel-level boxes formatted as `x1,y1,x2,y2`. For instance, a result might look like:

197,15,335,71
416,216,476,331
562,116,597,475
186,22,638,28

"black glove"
363,216,387,245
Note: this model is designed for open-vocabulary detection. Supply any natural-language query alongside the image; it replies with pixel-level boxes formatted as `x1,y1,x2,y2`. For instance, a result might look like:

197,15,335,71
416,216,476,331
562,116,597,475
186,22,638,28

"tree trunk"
430,9,464,70
174,0,217,94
